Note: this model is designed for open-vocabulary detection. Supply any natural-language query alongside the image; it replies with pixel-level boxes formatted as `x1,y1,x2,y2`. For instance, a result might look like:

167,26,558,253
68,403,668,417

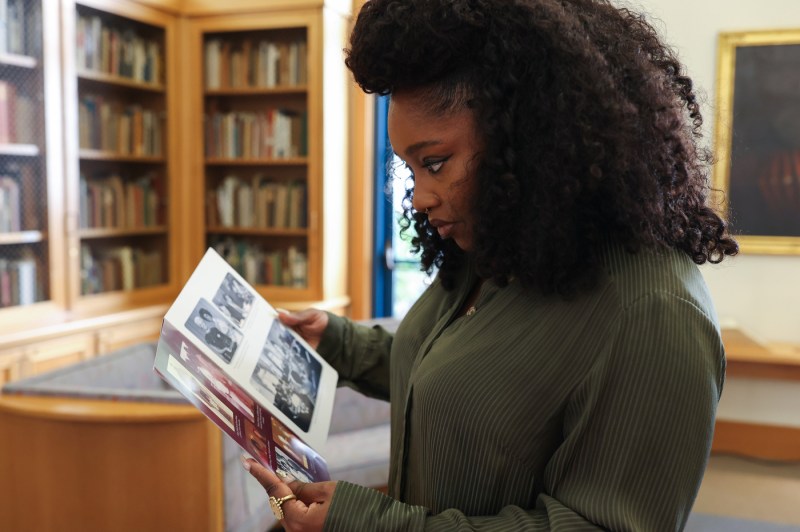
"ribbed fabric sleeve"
320,242,724,531
317,314,395,401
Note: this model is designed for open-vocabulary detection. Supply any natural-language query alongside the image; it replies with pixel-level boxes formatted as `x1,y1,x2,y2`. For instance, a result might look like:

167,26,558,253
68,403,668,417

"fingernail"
240,455,251,471
276,469,288,479
276,308,290,315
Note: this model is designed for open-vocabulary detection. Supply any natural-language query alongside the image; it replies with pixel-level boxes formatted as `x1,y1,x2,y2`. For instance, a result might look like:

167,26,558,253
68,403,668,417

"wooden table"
0,395,223,531
712,329,800,461
723,328,800,381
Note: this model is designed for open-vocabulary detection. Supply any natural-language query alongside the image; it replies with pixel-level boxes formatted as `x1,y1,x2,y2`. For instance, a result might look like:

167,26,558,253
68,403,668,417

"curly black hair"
346,0,738,295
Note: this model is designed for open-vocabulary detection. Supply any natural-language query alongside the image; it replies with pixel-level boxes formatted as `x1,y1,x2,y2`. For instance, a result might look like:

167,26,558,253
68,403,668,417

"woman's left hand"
242,456,336,532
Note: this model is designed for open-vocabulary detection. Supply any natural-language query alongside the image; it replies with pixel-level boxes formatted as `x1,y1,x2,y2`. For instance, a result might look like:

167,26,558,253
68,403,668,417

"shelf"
205,157,307,166
77,69,164,92
205,85,307,96
0,52,38,69
0,231,45,245
81,282,169,298
257,284,306,290
207,226,307,237
0,144,40,157
79,150,165,163
722,328,800,381
78,226,168,239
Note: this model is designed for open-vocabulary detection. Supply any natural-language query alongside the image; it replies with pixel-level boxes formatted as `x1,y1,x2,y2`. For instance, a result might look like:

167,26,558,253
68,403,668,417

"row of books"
0,173,20,232
204,109,306,160
207,175,306,229
0,162,36,233
79,95,163,156
76,13,162,84
210,238,307,288
79,172,162,229
80,243,163,294
205,37,307,89
0,0,41,57
0,252,39,307
0,81,37,145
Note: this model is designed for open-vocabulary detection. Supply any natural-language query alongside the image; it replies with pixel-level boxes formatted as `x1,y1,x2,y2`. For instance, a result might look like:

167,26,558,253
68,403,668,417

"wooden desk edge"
0,394,204,423
722,328,800,382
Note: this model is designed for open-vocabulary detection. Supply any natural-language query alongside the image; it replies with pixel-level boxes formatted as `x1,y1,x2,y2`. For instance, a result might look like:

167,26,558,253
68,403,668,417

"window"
372,97,433,317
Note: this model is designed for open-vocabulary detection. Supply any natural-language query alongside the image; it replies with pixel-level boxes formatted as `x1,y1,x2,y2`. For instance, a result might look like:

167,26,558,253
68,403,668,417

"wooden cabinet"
1,0,182,332
62,0,181,317
184,3,351,312
0,394,223,531
0,304,166,382
0,349,22,385
0,334,94,383
18,332,96,376
0,0,67,326
0,0,352,381
95,314,162,353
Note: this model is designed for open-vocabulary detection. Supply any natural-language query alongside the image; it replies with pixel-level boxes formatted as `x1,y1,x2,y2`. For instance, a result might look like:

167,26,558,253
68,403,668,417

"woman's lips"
437,223,455,239
429,218,455,239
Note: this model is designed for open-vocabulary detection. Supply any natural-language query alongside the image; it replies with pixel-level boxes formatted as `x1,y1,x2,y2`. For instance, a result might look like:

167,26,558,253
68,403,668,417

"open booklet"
153,248,338,483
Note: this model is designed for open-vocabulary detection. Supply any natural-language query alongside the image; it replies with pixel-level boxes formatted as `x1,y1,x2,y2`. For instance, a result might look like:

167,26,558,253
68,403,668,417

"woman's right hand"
277,308,329,350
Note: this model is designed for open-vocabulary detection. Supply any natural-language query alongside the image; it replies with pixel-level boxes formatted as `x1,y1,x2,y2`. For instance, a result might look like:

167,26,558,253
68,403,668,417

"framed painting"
714,29,800,254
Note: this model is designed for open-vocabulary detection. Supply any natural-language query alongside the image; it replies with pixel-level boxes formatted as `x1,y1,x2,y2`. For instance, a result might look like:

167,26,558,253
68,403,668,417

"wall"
620,0,800,344
621,0,800,428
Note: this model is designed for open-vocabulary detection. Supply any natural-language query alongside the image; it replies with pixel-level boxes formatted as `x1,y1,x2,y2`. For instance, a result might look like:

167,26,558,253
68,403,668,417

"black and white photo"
211,273,255,327
184,298,243,363
249,320,321,432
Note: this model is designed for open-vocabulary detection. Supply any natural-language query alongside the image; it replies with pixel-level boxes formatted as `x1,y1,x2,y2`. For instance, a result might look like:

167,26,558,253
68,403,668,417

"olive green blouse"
318,241,725,531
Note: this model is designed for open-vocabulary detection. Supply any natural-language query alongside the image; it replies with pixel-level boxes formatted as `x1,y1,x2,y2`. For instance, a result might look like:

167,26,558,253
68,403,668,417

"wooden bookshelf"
77,69,166,92
2,0,351,395
0,0,64,318
204,157,307,166
206,226,308,237
79,149,166,162
186,6,350,309
63,0,179,312
0,144,40,157
0,53,39,69
0,231,46,245
205,85,307,96
78,226,169,239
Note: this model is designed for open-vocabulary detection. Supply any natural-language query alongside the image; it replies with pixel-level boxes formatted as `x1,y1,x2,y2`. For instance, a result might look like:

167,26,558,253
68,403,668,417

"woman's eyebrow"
403,139,444,158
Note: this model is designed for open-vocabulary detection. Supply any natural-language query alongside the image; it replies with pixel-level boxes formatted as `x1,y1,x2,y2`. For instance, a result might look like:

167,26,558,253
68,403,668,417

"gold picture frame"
713,29,800,255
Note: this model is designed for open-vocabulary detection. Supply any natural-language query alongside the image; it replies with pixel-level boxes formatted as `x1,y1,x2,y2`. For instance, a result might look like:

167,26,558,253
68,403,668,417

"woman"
242,0,738,529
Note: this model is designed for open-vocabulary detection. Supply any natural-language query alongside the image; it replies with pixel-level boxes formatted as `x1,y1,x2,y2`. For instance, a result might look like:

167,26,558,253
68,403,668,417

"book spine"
0,259,10,306
0,80,15,144
0,175,21,232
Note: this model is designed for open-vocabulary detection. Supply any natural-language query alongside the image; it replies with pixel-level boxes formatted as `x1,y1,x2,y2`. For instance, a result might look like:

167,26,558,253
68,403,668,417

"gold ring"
269,493,297,520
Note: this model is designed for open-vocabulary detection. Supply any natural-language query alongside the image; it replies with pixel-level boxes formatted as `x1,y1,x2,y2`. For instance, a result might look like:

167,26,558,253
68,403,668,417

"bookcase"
0,0,66,319
0,0,351,385
62,0,180,316
185,6,350,311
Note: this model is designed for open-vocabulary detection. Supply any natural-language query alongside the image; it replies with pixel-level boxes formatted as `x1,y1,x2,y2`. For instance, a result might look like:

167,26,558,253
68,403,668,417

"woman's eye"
424,159,446,174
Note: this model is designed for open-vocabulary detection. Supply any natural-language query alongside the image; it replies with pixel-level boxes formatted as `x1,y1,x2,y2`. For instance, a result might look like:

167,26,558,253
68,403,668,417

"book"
15,250,37,305
0,252,37,307
0,174,21,232
153,248,335,482
0,80,15,144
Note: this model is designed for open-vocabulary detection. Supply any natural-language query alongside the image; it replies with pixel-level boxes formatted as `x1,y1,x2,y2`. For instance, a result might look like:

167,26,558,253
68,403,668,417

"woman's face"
388,90,483,252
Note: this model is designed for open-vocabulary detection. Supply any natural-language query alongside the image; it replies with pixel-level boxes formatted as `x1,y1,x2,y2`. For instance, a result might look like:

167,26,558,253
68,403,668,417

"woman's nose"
411,182,437,214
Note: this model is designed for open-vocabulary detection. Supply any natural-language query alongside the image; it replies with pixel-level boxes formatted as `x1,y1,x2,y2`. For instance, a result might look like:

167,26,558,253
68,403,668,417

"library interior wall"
345,0,800,345
622,0,800,344
621,0,800,428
